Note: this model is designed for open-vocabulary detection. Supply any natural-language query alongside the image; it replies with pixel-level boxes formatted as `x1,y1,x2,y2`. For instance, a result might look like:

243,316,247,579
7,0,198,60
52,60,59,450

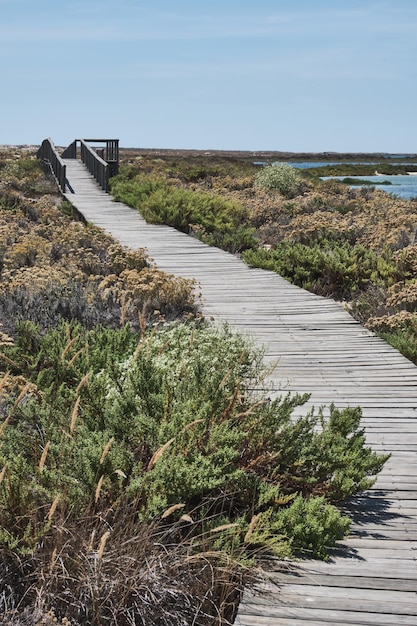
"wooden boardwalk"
63,160,417,626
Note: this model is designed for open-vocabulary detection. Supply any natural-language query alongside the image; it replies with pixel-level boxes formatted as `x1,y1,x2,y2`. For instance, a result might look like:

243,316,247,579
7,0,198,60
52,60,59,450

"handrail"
83,139,119,163
83,139,119,178
61,140,77,159
80,139,109,192
39,137,119,193
36,138,66,192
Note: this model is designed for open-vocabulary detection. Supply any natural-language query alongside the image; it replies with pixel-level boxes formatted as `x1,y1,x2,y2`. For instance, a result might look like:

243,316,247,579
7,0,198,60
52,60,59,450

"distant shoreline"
2,144,417,164
118,148,417,162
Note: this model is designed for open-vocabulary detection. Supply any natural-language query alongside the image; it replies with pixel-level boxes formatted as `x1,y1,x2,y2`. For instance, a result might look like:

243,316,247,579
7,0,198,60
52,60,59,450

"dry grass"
0,501,248,626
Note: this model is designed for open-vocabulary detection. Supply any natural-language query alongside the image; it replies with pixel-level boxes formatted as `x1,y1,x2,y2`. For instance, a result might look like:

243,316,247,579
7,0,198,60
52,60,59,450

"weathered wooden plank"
268,592,417,616
236,607,417,626
64,160,417,626
242,584,417,613
286,559,417,578
272,571,417,591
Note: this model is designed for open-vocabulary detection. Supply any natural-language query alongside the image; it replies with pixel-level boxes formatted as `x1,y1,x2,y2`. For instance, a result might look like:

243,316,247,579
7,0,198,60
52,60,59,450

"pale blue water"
322,175,417,200
253,161,417,199
253,161,417,169
289,161,417,170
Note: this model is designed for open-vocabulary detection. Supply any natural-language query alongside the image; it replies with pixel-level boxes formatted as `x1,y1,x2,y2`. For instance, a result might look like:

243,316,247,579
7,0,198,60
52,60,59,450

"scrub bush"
0,190,196,336
110,173,257,253
254,163,302,198
0,148,392,624
243,240,399,300
0,321,387,562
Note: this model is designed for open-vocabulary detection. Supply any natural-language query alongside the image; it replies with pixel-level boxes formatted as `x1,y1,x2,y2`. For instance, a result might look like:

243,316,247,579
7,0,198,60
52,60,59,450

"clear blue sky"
1,0,416,152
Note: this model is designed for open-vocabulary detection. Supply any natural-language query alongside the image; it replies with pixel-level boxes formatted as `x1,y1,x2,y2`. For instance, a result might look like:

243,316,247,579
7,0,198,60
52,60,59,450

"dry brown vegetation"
0,148,390,625
0,150,197,338
114,150,417,363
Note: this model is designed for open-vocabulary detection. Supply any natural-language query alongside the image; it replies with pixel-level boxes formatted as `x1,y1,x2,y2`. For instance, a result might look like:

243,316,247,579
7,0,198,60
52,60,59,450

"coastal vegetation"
304,162,417,177
0,148,390,624
111,173,257,253
111,152,417,365
339,176,392,186
254,162,303,197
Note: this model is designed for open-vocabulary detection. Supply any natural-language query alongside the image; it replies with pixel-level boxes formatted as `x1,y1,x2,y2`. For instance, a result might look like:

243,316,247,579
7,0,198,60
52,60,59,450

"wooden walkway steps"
63,159,417,626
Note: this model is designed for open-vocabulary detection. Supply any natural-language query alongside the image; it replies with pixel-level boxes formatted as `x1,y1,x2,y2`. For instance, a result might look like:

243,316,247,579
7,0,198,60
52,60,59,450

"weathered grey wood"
237,618,417,626
246,585,417,612
274,572,417,591
63,159,417,626
236,609,417,626
37,138,66,192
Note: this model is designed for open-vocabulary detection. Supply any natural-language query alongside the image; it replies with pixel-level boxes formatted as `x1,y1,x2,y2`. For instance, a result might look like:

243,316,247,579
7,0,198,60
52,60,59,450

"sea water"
254,161,417,199
321,175,417,200
292,161,417,170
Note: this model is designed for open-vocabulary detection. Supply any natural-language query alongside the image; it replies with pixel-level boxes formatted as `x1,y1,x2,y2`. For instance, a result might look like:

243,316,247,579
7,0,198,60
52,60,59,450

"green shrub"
243,240,398,300
110,174,257,253
379,326,417,364
255,163,301,198
1,321,388,560
111,175,166,207
250,495,351,560
369,315,417,365
3,157,41,179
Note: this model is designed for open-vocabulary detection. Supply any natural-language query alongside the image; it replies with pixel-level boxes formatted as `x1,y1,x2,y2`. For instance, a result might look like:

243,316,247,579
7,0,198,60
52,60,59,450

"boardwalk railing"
60,138,119,192
80,139,109,192
36,138,66,192
83,138,119,179
61,140,77,159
